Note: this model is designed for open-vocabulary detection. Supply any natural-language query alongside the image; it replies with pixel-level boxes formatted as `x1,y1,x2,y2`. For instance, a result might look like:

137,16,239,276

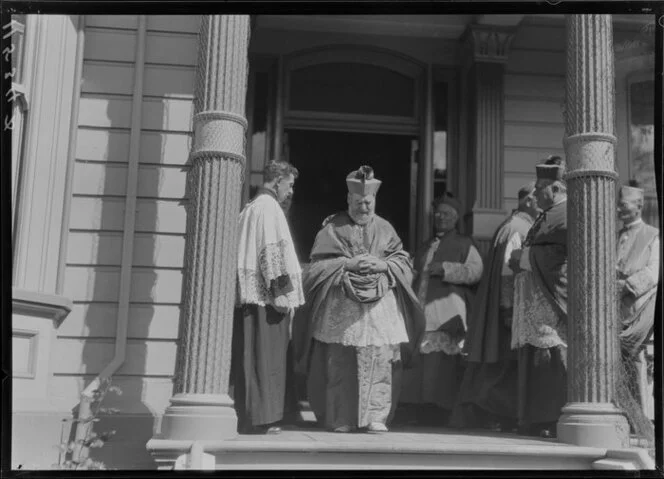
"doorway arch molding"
282,44,426,134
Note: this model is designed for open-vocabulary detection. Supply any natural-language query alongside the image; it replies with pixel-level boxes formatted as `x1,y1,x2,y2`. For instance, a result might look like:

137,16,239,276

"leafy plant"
52,378,122,470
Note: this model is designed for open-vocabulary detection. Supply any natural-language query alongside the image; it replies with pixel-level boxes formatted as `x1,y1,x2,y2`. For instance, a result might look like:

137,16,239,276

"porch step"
147,427,655,470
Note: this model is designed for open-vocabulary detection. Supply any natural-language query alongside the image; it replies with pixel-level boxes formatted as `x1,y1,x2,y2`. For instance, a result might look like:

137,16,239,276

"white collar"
622,218,643,230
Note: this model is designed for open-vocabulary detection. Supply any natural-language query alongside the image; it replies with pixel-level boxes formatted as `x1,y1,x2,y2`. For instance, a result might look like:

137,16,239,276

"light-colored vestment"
236,192,305,309
231,191,305,429
617,218,660,418
400,230,483,411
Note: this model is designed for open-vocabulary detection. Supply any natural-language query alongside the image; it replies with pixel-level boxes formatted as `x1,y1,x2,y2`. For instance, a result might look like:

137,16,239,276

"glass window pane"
289,62,415,117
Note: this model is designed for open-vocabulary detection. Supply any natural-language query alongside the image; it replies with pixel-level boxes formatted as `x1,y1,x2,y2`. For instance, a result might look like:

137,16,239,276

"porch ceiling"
256,15,478,40
256,14,654,40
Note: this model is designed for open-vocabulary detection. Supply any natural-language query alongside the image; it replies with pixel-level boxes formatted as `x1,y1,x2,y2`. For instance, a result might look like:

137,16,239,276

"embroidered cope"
511,270,567,349
313,222,409,347
511,200,568,350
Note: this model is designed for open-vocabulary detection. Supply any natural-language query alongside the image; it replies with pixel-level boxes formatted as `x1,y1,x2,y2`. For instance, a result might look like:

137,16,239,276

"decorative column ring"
191,111,248,166
564,133,619,177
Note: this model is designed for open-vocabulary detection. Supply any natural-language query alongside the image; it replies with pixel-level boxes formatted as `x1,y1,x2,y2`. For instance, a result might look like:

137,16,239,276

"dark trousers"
517,344,567,430
230,304,291,431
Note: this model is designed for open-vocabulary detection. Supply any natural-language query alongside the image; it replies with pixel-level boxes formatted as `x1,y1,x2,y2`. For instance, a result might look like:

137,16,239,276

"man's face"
522,192,541,216
274,174,295,204
618,195,642,225
348,193,376,224
534,179,554,210
434,203,458,233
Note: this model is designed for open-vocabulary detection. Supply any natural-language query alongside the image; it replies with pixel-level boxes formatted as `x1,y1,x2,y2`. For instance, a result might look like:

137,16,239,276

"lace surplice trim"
258,240,291,282
511,272,567,350
419,330,463,355
237,267,304,307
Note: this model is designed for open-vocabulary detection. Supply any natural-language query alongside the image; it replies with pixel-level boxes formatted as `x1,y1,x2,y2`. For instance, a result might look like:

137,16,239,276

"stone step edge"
148,438,607,457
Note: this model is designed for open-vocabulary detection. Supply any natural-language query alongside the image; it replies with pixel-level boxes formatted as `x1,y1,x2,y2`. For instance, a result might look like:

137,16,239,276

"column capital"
461,25,516,65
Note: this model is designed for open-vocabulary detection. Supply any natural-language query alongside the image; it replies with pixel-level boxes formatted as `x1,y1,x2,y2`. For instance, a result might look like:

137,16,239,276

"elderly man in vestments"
451,182,540,431
616,183,660,417
292,166,424,433
232,161,306,434
509,162,568,439
399,194,483,426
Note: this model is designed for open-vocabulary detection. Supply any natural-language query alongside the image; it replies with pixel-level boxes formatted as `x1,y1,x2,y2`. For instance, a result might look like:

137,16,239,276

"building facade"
10,13,657,469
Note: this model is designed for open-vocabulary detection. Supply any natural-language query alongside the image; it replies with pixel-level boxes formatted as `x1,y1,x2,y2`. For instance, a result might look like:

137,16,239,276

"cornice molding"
12,287,73,325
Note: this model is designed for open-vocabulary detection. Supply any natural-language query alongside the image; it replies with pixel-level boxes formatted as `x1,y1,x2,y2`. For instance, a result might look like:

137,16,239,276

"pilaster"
462,25,514,239
153,15,250,443
12,15,80,295
557,14,630,449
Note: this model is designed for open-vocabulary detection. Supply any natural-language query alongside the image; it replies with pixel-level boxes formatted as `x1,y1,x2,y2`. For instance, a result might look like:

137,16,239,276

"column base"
158,393,238,441
557,402,630,449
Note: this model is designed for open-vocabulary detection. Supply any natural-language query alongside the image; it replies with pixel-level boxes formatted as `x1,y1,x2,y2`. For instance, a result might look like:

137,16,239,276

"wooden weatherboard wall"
57,15,200,468
502,19,566,212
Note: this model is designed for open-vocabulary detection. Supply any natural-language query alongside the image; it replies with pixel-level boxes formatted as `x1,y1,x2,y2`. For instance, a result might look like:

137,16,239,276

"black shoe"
239,425,282,435
538,428,556,439
485,421,503,432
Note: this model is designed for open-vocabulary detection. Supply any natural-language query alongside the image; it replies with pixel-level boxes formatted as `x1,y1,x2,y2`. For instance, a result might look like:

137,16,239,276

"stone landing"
147,424,655,470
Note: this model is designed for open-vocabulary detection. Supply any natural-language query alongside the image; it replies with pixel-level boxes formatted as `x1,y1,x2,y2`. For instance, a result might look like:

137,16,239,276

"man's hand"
508,250,522,274
533,348,551,366
360,255,389,274
429,262,444,277
345,254,369,273
273,295,290,314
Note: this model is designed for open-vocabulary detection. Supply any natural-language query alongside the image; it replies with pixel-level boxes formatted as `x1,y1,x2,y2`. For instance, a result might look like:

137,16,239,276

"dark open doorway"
287,129,415,261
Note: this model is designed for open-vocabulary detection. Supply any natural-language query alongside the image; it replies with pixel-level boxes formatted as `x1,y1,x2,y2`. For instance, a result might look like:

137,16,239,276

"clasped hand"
345,253,388,274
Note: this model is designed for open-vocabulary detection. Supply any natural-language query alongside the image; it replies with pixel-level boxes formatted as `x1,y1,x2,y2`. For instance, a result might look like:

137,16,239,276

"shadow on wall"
74,94,187,470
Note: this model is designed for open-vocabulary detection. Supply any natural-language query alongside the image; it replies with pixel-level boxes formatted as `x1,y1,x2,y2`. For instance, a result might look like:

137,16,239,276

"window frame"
283,46,424,135
626,69,658,227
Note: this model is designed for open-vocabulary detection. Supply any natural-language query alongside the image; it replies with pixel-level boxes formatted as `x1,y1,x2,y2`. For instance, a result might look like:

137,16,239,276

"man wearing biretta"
616,181,660,416
509,160,568,439
292,166,424,434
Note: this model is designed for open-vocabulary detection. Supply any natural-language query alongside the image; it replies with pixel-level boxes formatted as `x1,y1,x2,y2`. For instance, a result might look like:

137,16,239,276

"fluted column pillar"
462,26,514,251
158,15,250,441
557,14,629,448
